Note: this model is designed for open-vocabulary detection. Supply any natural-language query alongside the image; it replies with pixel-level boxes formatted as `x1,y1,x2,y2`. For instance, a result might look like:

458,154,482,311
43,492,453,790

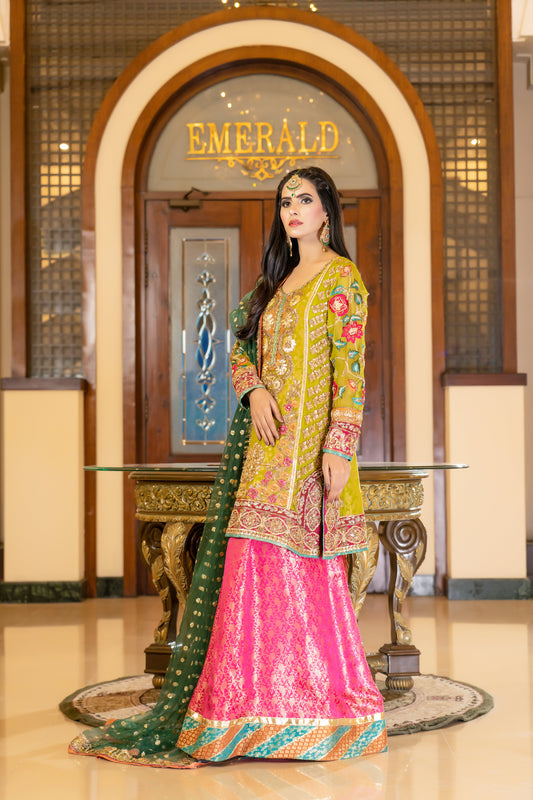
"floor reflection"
1,595,531,800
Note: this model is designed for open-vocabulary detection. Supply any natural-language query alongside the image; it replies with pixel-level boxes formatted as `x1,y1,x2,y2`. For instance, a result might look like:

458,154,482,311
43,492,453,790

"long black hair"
237,166,351,340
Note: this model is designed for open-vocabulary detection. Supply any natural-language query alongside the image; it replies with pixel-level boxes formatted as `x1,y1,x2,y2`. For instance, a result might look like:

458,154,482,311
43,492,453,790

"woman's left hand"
322,452,351,501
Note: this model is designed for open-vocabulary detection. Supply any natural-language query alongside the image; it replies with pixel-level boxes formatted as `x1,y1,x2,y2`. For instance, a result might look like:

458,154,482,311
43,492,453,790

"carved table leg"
377,518,427,690
346,522,380,618
138,522,175,645
138,518,198,687
160,520,195,607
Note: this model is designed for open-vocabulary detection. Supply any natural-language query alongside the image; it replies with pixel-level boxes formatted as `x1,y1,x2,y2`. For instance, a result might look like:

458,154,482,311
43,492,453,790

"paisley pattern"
227,256,368,558
178,537,387,761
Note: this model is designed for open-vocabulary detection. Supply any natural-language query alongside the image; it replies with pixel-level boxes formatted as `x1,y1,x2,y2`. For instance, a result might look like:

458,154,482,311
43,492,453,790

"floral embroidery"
339,263,351,277
228,256,369,558
325,264,368,461
328,293,349,316
342,320,364,342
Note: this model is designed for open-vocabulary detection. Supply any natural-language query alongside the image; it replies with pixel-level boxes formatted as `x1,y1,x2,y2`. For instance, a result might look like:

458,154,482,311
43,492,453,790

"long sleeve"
323,263,368,461
231,338,264,406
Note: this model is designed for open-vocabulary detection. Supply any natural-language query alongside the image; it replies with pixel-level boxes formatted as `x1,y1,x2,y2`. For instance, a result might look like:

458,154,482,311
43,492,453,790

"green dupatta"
69,297,256,768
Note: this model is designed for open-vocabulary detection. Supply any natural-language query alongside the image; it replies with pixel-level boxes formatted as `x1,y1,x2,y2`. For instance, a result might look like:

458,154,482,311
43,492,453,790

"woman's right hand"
249,387,284,446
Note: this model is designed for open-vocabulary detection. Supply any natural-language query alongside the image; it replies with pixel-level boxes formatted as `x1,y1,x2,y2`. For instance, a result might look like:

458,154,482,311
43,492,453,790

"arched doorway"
82,10,442,597
126,58,402,593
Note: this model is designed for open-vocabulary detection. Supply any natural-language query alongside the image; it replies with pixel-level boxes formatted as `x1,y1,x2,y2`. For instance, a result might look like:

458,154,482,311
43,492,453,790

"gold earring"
287,234,293,257
320,217,330,251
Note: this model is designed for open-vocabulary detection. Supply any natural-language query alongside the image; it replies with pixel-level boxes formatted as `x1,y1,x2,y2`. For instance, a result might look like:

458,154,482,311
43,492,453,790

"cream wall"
514,59,533,542
94,17,436,579
445,386,527,579
2,391,85,582
0,64,10,378
0,64,10,562
1,64,86,588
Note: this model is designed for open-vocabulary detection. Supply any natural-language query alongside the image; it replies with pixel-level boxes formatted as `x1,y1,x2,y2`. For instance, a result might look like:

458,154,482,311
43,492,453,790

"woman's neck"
296,238,332,269
281,241,335,293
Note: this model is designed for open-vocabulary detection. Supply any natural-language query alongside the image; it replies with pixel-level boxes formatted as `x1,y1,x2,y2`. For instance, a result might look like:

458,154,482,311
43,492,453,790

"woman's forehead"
281,177,317,197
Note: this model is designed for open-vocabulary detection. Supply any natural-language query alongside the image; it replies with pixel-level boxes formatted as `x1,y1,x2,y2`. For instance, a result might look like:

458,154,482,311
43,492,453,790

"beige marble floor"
1,594,532,799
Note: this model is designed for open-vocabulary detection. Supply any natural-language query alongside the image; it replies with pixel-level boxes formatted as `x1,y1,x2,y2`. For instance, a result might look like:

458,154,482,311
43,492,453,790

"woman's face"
279,177,328,244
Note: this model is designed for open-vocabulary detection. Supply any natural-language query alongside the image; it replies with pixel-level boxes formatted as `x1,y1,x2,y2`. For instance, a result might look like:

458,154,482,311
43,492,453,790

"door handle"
169,186,209,211
168,199,203,211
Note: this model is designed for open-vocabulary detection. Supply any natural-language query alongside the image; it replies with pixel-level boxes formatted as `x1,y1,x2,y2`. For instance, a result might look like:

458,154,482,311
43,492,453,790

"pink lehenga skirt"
177,537,387,762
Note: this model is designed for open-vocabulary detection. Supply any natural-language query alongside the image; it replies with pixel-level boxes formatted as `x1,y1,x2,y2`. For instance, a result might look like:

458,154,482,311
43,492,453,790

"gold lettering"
235,122,253,154
255,122,275,154
187,123,206,155
276,119,296,154
319,121,339,153
207,122,231,154
186,119,340,166
298,121,317,153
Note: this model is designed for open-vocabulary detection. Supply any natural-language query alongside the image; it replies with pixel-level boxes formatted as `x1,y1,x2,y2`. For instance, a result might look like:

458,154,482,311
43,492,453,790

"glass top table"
89,461,466,692
85,462,467,472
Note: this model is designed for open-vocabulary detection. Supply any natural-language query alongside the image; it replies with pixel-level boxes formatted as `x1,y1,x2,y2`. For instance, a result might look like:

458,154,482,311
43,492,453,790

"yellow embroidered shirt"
227,256,368,559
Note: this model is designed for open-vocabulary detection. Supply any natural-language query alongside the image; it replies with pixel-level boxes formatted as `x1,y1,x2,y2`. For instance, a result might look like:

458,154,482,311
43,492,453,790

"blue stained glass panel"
169,229,239,455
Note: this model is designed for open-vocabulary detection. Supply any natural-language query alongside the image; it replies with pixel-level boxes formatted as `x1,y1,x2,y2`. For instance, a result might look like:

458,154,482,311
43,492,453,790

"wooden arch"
81,8,444,597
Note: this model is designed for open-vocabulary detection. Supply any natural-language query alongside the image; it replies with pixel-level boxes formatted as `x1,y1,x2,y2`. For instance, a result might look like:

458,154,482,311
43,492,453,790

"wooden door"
143,196,385,464
143,199,267,465
137,195,387,591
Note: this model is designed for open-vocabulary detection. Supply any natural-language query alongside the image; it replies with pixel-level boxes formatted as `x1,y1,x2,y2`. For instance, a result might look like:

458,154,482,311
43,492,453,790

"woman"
69,167,387,768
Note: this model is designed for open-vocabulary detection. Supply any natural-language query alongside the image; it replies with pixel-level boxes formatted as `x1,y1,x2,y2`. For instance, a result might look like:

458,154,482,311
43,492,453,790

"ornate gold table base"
134,467,428,691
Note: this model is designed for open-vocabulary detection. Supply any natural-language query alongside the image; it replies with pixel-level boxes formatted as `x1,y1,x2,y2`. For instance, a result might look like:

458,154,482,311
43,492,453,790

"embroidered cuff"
232,365,264,404
323,420,360,460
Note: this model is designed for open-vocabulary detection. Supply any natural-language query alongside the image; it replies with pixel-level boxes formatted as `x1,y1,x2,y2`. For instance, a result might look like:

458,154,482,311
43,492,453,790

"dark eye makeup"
281,193,314,207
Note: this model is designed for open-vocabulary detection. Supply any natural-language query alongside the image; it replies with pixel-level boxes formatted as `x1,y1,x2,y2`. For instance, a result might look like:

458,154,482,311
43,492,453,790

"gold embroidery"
185,709,384,728
228,257,368,558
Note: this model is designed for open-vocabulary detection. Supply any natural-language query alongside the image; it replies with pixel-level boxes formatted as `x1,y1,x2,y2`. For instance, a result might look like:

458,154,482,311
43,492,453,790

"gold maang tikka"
285,172,302,196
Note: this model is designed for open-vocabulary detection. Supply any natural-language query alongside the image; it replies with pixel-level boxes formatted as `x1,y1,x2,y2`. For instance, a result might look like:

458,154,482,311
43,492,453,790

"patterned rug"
60,673,493,736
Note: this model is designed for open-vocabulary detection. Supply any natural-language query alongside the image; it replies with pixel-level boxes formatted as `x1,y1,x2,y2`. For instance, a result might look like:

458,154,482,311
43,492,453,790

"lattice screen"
26,0,500,376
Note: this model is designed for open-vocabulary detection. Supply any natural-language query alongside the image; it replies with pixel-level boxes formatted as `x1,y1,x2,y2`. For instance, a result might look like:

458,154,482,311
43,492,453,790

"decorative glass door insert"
169,228,239,454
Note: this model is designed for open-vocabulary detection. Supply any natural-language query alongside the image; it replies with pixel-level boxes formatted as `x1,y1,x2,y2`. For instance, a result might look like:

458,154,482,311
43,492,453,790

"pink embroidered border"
226,498,367,558
232,366,263,402
323,421,360,460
